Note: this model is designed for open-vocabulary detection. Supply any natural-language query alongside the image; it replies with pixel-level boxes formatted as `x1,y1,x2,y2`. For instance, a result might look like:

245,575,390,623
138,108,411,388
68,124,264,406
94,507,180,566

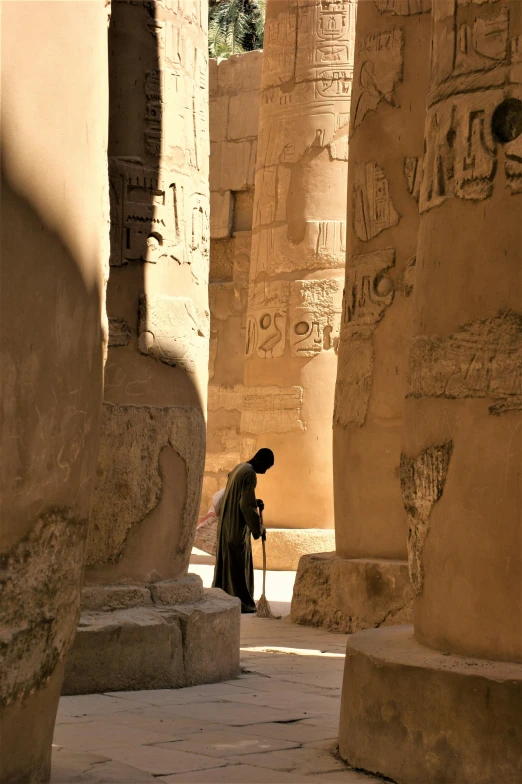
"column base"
339,625,522,784
62,575,240,695
290,553,413,633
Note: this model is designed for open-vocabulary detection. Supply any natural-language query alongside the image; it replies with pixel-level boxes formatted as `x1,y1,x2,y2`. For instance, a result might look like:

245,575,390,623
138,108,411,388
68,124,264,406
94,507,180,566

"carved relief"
333,335,375,428
108,318,131,347
404,156,422,202
353,162,400,240
245,281,289,359
138,295,208,373
352,28,404,130
242,386,305,433
407,312,522,412
341,248,396,332
400,442,453,595
208,384,244,412
109,159,209,270
304,219,347,265
289,279,343,356
374,0,431,14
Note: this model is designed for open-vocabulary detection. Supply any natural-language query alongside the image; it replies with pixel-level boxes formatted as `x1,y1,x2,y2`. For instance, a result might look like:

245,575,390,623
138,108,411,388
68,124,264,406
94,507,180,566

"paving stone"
171,699,312,725
157,729,300,758
106,682,246,706
224,746,348,775
51,749,157,784
239,722,339,744
96,745,226,776
105,711,224,736
53,719,176,751
57,695,150,718
160,763,322,783
221,689,341,716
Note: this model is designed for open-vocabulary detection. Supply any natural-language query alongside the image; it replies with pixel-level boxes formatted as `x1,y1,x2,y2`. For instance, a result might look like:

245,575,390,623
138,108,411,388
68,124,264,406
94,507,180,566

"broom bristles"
256,593,281,619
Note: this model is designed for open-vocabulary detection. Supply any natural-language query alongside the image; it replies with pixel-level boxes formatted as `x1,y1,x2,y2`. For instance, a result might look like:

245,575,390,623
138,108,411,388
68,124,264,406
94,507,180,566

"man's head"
248,448,274,475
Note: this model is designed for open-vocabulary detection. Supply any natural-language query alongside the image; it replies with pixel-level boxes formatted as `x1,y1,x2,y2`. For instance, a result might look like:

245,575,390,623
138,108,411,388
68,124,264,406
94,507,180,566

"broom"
255,510,281,619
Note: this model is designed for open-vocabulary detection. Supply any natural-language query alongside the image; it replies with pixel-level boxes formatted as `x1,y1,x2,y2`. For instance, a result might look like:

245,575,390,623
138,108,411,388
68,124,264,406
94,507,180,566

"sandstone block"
210,96,229,142
162,589,240,686
228,91,260,140
217,51,263,94
210,191,233,239
81,585,152,613
251,529,336,571
209,58,218,98
339,626,522,784
211,141,255,192
148,574,204,605
291,553,413,633
62,608,185,695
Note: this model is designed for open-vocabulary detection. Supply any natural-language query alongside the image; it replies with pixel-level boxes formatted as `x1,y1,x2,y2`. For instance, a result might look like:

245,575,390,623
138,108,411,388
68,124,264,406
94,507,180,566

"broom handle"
261,509,266,597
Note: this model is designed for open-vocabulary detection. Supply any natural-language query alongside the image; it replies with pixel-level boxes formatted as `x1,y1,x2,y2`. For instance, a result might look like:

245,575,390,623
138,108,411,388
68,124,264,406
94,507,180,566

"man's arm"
239,471,263,539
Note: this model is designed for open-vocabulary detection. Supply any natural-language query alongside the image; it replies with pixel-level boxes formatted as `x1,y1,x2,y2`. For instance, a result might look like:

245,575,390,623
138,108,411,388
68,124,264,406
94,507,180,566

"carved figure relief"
304,220,346,264
351,28,404,130
289,279,343,356
404,156,422,202
407,311,522,413
374,0,431,14
138,294,208,373
242,386,305,433
353,162,400,240
245,282,289,359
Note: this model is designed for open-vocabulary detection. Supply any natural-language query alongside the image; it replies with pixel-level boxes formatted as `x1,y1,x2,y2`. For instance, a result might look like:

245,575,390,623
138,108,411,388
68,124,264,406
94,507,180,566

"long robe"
212,462,262,612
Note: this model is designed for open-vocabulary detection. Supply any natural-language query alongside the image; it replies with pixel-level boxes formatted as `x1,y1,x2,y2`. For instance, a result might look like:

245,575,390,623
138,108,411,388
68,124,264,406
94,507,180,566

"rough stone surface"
339,626,522,784
291,553,413,633
82,585,152,613
0,2,109,781
149,574,204,606
63,588,240,695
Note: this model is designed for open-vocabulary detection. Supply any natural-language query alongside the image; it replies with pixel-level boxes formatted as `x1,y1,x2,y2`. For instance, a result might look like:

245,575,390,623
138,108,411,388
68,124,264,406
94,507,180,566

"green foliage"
208,0,265,58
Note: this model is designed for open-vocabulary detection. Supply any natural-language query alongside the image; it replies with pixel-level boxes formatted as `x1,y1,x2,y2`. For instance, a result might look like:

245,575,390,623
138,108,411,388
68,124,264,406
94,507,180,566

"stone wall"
0,2,110,781
202,51,262,512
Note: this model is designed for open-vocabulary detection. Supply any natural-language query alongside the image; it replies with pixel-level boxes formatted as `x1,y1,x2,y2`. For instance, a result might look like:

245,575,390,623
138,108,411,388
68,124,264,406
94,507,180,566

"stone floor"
52,556,384,783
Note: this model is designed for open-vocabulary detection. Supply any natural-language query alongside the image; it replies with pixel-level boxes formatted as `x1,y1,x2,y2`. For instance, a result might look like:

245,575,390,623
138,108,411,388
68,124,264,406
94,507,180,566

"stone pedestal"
340,627,522,784
240,0,355,537
63,577,240,694
0,3,109,782
291,553,412,632
340,2,522,781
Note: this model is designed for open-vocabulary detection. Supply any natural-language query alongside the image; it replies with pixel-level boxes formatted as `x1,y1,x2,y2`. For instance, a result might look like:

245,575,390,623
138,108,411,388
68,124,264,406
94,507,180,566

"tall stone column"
292,0,431,630
241,0,354,567
0,2,109,782
339,2,522,782
62,0,240,695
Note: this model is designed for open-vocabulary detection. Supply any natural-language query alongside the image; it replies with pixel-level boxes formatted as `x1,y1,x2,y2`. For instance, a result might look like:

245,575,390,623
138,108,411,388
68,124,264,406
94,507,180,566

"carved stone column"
0,3,109,781
241,0,354,566
291,0,431,629
62,0,240,696
339,2,522,782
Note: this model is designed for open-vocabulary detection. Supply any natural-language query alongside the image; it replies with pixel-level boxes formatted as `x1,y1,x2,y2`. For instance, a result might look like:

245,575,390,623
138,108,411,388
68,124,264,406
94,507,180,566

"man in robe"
212,449,274,613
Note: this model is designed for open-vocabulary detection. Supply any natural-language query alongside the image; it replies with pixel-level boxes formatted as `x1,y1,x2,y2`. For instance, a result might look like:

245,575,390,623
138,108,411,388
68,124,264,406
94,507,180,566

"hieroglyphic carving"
109,159,209,269
404,156,422,202
245,282,289,359
138,294,208,372
374,0,431,13
353,162,400,240
407,312,522,412
242,386,305,433
303,219,347,264
420,0,522,209
400,442,453,595
341,248,396,333
289,279,343,356
351,28,404,130
208,384,244,412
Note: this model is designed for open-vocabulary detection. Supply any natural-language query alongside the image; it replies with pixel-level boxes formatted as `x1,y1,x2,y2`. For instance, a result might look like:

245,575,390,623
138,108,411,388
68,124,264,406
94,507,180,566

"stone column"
241,0,354,568
0,2,109,782
339,2,522,782
291,0,431,630
62,0,240,696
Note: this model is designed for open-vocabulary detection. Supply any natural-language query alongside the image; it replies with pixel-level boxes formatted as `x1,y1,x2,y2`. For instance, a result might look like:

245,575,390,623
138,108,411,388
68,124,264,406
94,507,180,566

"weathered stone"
149,574,204,606
339,627,522,784
291,553,413,633
252,530,336,572
63,588,240,695
0,2,109,780
82,585,152,613
63,608,185,695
